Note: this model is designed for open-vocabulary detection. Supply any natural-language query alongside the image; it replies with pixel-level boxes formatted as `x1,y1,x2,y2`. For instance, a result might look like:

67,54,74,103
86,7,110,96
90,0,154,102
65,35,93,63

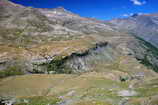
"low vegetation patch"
14,96,61,105
0,66,24,78
75,100,112,105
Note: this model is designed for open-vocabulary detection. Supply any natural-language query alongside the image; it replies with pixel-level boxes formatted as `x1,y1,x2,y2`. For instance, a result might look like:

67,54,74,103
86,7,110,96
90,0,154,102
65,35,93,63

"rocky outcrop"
30,42,117,74
64,42,116,73
17,42,115,74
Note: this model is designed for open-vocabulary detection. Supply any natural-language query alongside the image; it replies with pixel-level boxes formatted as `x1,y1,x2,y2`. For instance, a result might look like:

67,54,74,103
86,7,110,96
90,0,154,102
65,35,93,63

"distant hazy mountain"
108,13,158,47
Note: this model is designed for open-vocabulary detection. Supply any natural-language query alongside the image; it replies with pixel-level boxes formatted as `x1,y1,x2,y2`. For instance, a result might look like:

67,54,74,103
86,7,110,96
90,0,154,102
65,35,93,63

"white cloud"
123,14,130,17
122,13,133,17
130,0,146,6
122,13,144,17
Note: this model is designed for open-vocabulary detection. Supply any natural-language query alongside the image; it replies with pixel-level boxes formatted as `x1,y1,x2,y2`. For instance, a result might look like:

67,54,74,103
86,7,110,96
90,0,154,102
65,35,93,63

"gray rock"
118,90,138,97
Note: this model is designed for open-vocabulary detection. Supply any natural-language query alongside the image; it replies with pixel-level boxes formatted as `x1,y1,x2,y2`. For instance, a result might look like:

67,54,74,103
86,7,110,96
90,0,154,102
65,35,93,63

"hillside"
0,0,158,105
108,13,158,47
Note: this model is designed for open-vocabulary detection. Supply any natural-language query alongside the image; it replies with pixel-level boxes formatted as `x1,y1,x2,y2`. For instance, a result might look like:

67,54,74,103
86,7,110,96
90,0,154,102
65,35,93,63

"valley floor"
0,72,158,105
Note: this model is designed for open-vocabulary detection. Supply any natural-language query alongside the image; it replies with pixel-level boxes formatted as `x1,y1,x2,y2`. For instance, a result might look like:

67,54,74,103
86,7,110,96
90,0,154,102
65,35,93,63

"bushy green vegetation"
119,76,129,82
47,58,68,74
32,56,72,74
46,56,73,74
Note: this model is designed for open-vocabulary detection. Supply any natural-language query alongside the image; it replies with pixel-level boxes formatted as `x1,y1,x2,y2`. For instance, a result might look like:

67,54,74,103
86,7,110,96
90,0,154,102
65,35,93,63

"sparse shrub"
119,76,129,82
46,57,72,74
0,66,24,78
14,96,61,105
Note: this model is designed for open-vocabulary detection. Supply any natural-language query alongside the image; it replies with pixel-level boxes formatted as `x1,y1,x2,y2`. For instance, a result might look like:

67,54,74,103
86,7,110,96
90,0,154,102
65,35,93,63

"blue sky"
10,0,158,20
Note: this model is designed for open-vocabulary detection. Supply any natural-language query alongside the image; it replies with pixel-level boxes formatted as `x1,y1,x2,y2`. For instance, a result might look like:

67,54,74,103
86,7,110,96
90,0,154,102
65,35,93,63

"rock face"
118,90,138,97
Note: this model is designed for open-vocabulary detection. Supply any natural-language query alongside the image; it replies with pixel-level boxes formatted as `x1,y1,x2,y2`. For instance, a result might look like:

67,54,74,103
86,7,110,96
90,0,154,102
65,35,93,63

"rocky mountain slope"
0,0,158,105
107,13,158,73
108,13,158,47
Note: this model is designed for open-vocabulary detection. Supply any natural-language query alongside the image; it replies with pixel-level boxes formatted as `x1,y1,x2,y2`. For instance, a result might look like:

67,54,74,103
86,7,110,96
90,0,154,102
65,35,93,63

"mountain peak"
51,6,72,14
54,6,66,11
0,0,24,8
131,13,140,18
0,0,11,6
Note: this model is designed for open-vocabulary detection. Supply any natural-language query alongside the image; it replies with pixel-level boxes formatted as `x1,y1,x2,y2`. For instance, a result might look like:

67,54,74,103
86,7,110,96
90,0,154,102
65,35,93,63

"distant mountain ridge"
108,13,158,48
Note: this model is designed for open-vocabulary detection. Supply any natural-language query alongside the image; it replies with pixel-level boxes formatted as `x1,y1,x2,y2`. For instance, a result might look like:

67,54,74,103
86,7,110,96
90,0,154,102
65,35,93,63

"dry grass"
0,35,102,61
0,73,158,104
74,100,112,105
0,72,127,98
